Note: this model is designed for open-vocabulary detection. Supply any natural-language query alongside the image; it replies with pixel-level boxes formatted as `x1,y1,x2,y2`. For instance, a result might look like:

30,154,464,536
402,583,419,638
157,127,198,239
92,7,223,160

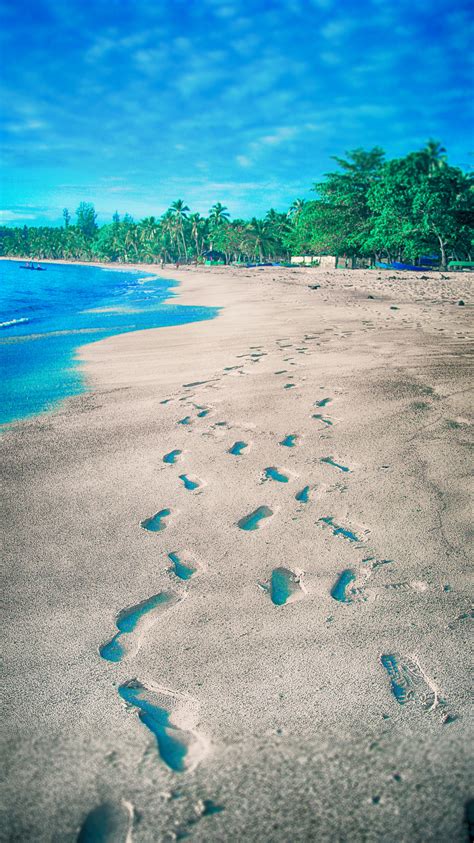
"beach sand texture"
2,265,473,842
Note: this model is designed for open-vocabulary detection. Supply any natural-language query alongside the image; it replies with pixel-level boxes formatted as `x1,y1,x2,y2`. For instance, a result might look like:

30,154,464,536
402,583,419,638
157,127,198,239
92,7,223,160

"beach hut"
291,255,336,268
202,249,226,265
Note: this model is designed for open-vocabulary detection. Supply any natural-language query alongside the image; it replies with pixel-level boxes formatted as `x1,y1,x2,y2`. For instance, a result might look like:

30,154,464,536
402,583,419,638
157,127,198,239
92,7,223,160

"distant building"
202,249,226,264
291,255,336,268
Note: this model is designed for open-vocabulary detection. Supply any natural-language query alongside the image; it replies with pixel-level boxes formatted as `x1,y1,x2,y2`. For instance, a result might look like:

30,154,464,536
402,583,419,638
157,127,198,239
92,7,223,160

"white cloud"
6,118,48,133
0,209,38,221
320,50,342,66
258,126,297,146
321,19,350,40
105,186,136,194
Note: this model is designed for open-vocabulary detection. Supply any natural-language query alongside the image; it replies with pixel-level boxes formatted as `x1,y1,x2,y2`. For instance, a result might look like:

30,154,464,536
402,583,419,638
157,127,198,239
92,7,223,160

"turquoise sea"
0,260,218,426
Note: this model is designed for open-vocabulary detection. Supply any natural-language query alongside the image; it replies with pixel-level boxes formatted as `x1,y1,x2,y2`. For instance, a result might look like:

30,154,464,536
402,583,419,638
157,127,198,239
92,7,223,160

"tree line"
1,141,472,269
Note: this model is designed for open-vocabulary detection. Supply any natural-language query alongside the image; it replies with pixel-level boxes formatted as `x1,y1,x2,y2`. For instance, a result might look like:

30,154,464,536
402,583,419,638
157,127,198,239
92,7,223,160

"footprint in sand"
312,414,333,427
262,466,290,483
173,799,225,840
295,485,312,503
329,564,379,604
118,680,208,772
100,591,182,662
182,379,218,388
77,800,134,843
384,580,429,594
314,397,332,408
228,440,248,456
163,449,182,465
191,404,212,418
447,609,473,630
259,567,306,606
179,473,202,492
140,509,172,532
319,516,366,543
168,551,203,581
330,569,357,603
279,434,298,448
320,456,351,473
380,653,451,715
238,506,273,531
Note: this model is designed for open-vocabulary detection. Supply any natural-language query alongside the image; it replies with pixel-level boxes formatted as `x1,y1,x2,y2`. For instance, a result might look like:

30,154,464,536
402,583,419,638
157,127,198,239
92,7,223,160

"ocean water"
0,260,218,426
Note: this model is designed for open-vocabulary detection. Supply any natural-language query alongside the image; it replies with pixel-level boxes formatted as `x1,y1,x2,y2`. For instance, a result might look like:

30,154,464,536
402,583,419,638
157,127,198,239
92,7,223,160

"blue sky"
1,0,473,225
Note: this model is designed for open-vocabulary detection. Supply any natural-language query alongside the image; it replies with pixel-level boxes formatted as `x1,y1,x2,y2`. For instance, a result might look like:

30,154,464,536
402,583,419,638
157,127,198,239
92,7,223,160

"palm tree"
266,208,288,233
161,209,179,260
189,212,205,259
208,202,230,226
264,209,289,260
169,199,190,259
424,139,447,175
245,218,277,262
288,198,306,218
138,216,160,261
207,203,230,251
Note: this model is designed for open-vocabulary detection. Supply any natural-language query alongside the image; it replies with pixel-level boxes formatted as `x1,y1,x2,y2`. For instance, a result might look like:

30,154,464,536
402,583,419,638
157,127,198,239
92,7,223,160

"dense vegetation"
2,142,472,269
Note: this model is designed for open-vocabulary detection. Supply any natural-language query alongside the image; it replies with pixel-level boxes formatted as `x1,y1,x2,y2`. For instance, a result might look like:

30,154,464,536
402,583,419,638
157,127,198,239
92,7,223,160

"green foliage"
310,147,385,256
1,142,472,267
245,218,277,261
367,149,474,266
75,202,98,238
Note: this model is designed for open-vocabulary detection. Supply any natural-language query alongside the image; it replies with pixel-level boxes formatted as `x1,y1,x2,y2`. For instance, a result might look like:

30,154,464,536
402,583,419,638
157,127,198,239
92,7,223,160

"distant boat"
391,261,432,271
245,262,274,267
19,264,46,271
375,261,432,272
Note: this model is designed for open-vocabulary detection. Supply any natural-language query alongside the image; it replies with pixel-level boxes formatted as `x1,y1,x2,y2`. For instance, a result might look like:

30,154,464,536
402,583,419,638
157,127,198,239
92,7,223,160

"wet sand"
2,265,473,842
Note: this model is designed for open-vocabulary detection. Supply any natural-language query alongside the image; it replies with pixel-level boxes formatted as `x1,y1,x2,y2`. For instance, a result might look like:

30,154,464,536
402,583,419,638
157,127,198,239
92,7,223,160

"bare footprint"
118,680,208,772
100,591,183,662
140,509,172,532
168,550,205,581
77,799,134,843
179,473,203,492
237,506,273,531
261,466,292,484
258,567,306,605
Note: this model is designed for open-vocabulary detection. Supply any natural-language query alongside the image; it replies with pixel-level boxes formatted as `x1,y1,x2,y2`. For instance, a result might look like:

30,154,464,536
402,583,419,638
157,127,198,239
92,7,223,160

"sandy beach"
2,264,473,842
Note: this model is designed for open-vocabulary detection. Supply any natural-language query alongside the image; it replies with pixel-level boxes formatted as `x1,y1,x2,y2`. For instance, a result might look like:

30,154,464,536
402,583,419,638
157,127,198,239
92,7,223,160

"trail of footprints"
86,333,459,839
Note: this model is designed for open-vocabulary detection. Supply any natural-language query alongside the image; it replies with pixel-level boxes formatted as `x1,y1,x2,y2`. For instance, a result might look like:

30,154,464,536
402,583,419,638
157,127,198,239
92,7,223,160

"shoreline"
0,259,220,428
2,263,473,841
